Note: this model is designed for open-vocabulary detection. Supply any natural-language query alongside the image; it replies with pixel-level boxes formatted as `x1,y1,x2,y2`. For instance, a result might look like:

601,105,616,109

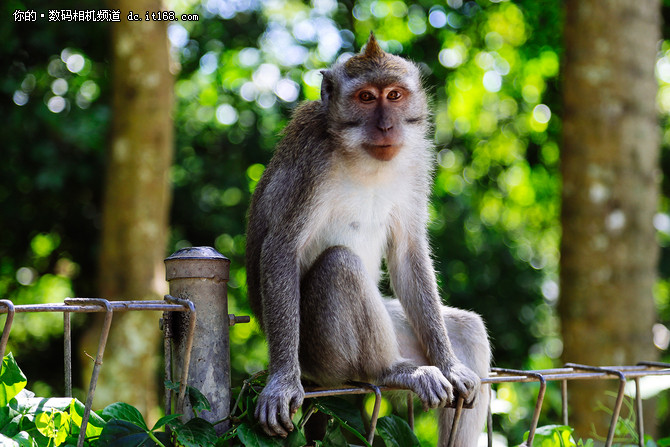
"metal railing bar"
164,295,197,414
162,311,174,420
446,396,465,447
66,298,114,447
363,383,382,445
487,387,493,447
635,377,644,447
561,379,568,426
492,368,547,447
564,363,626,447
0,302,190,313
0,300,15,371
64,311,72,397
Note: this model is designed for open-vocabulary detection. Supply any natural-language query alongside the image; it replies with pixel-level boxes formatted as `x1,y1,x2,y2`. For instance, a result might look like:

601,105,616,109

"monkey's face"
351,84,408,161
329,77,428,163
321,35,430,162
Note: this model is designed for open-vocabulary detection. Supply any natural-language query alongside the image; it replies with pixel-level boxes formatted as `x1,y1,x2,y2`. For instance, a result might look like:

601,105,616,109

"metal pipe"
164,247,232,434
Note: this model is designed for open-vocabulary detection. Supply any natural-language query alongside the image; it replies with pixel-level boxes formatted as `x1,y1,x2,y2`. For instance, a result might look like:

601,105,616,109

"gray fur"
245,35,491,445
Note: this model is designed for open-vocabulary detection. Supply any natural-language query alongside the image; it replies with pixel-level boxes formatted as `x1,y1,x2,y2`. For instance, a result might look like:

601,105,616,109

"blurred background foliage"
2,0,670,444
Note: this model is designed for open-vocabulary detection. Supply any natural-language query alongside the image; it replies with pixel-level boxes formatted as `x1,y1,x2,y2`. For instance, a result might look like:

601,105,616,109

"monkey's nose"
377,123,393,132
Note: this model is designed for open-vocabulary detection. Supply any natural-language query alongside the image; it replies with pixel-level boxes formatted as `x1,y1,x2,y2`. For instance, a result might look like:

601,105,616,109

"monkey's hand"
442,361,481,405
255,373,304,437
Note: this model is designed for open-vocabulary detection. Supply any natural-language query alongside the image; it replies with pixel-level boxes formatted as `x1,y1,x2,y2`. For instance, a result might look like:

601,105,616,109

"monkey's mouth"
363,143,401,161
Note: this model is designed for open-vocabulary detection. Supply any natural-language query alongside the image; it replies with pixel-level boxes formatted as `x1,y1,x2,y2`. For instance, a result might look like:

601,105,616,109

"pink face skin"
353,84,410,161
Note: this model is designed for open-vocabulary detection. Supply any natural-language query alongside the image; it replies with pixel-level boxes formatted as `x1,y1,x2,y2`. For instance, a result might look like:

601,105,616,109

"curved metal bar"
487,386,493,447
447,396,465,447
164,295,197,413
64,311,72,397
565,363,626,447
362,383,382,445
65,298,114,447
635,377,644,447
491,368,546,447
561,379,568,426
0,300,15,367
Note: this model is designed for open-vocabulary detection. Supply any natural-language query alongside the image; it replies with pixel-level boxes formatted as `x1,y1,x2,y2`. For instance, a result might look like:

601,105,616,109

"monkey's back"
245,101,333,329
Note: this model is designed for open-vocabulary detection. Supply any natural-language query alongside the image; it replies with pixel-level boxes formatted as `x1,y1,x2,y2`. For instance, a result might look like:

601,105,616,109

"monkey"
245,33,491,446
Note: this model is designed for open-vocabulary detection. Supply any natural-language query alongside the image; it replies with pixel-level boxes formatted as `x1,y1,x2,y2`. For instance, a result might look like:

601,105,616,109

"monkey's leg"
436,307,490,447
386,300,490,447
299,246,453,409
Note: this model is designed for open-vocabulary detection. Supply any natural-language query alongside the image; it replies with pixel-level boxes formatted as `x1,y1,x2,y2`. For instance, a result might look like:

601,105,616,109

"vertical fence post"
165,246,231,434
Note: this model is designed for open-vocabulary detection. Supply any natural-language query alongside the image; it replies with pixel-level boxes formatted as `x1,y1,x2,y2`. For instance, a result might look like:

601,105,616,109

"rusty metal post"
165,246,231,434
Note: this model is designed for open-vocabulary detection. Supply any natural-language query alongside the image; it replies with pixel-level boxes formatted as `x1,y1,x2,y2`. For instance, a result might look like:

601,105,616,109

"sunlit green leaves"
0,354,27,407
35,410,70,446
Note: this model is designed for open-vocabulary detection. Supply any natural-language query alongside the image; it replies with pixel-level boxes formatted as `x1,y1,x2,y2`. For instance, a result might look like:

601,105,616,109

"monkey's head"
320,33,429,162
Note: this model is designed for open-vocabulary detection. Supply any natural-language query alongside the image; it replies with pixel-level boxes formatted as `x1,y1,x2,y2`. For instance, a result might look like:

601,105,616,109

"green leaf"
11,431,35,447
314,399,370,447
376,415,420,447
526,425,577,447
0,354,27,406
314,397,366,437
236,422,287,447
35,410,71,446
285,426,307,447
164,381,211,417
69,398,105,438
187,386,211,416
0,432,35,447
98,419,154,447
102,402,148,430
171,418,218,447
321,419,348,447
151,413,182,431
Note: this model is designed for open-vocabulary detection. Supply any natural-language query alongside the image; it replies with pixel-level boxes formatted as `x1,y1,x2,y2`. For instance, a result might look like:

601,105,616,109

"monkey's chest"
299,186,398,283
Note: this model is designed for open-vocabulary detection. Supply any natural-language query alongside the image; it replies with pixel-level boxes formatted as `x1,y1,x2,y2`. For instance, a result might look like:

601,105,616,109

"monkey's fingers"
446,363,480,403
417,368,453,410
277,398,295,436
256,398,290,438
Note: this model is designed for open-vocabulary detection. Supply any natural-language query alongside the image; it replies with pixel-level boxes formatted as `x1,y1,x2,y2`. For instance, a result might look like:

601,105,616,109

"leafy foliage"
0,354,437,446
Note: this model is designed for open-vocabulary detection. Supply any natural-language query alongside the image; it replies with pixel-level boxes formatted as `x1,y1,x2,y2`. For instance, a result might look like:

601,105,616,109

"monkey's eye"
387,90,402,101
359,91,376,103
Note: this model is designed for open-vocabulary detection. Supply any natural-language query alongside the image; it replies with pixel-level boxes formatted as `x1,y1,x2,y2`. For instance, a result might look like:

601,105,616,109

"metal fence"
1,246,669,447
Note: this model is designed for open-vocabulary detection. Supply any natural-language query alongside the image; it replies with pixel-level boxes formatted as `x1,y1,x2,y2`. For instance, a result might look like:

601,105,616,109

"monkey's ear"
320,69,334,106
363,31,385,59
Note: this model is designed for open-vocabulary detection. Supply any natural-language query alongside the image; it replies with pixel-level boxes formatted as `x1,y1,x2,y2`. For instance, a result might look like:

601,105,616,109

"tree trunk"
83,0,173,420
560,0,660,438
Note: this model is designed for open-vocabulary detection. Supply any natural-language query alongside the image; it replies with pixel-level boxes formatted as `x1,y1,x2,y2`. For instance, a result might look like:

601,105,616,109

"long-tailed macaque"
246,33,491,446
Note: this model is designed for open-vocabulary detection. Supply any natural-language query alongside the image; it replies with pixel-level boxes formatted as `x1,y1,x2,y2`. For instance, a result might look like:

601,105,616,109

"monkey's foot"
382,364,454,411
442,361,481,405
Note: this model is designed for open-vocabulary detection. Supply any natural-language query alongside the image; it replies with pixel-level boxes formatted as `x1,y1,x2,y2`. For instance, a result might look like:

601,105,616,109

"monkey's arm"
255,231,304,437
387,217,481,402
